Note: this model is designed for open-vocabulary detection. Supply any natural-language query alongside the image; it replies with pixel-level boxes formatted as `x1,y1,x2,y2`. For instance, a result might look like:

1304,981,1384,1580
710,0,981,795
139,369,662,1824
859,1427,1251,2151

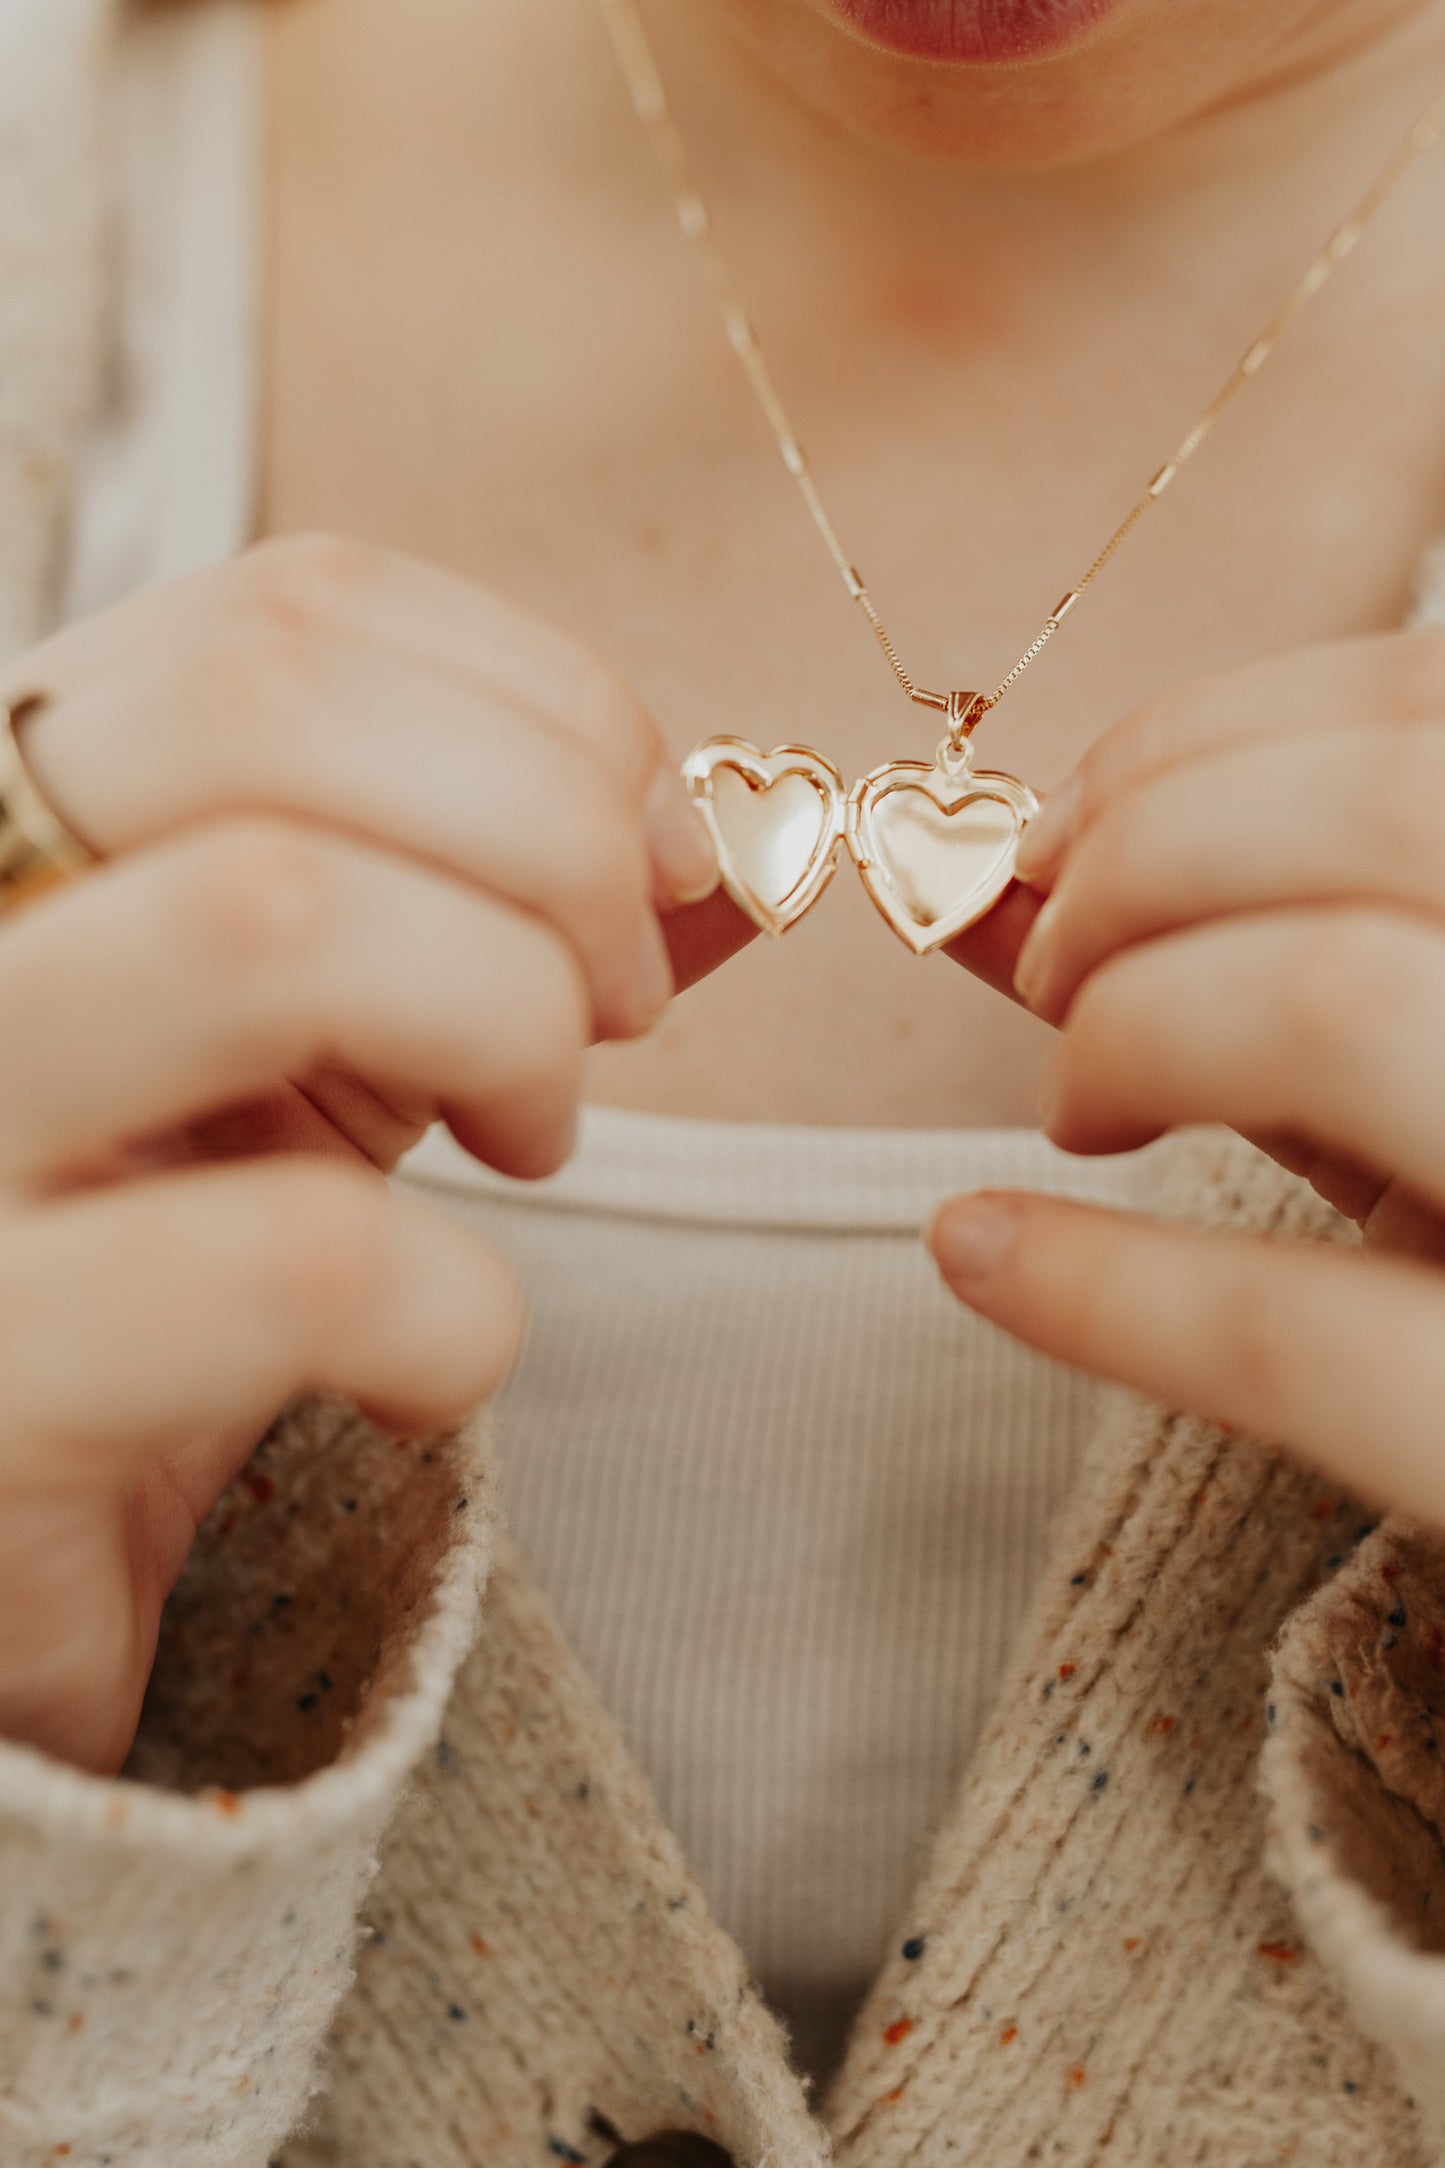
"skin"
721,0,1442,165
931,628,1445,1529
4,0,1445,1768
263,0,1445,1122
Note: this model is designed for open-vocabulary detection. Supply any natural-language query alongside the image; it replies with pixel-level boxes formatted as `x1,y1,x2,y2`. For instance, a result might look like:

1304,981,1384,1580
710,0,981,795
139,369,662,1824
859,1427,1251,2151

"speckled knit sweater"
7,7,1445,2165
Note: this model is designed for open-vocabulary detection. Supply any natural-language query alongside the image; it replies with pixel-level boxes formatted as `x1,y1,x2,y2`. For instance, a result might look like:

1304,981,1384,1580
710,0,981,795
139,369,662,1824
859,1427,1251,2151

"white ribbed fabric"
71,1,1163,2080
402,1116,1160,2072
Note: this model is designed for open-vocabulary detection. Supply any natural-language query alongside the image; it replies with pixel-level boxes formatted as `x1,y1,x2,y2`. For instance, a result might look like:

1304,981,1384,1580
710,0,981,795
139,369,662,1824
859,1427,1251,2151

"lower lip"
825,0,1117,64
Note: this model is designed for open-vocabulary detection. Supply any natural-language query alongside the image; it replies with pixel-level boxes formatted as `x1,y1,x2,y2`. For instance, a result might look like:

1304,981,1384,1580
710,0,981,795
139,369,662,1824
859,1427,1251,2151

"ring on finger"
0,693,98,912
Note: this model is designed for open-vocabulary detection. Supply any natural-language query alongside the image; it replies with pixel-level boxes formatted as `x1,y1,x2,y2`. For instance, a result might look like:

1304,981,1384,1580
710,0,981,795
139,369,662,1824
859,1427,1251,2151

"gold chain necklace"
599,0,1445,951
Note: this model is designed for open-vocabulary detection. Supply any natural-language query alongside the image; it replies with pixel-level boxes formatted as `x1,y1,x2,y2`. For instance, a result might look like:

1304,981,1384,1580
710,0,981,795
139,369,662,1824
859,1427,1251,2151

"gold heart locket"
684,707,1039,954
846,744,1039,955
682,738,847,940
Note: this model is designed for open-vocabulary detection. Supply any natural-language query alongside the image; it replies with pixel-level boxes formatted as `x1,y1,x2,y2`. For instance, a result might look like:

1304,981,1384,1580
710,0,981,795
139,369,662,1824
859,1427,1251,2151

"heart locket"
845,741,1039,955
682,737,847,939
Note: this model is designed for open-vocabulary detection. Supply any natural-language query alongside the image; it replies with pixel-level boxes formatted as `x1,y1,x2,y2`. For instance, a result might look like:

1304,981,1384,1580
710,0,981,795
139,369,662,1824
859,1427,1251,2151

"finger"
929,1191,1445,1525
272,545,716,904
664,872,1042,997
1364,1184,1445,1267
18,539,717,989
1039,905,1445,1215
24,534,670,798
1238,1128,1390,1228
227,538,718,908
942,879,1045,1001
266,539,664,792
664,883,759,994
1227,1152,1445,1266
1014,625,1445,892
0,1157,524,1487
1015,722,1445,1022
0,817,592,1187
27,646,679,1042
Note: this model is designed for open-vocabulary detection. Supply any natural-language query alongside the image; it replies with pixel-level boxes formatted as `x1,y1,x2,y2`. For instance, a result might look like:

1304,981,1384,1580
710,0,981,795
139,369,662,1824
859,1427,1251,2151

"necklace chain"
598,0,1445,744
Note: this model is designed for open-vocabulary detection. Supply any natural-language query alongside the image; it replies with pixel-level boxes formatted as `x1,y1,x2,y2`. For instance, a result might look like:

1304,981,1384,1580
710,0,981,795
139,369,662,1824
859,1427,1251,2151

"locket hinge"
843,790,867,865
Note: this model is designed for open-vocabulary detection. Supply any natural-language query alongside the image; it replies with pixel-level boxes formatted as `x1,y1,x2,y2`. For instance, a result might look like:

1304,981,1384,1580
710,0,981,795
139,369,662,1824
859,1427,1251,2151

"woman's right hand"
0,533,723,1776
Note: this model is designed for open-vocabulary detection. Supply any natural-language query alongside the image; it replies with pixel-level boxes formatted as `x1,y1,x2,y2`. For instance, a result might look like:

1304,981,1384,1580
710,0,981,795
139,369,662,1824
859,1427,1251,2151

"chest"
259,0,1445,1123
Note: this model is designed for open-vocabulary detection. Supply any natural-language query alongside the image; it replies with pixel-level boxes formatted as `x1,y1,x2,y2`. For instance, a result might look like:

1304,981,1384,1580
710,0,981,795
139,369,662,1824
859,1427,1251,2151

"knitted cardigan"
6,7,1445,2162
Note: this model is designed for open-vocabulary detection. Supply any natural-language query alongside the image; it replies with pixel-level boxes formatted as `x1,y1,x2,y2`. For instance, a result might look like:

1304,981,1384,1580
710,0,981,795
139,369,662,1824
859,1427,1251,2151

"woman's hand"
0,533,722,1774
931,627,1445,1527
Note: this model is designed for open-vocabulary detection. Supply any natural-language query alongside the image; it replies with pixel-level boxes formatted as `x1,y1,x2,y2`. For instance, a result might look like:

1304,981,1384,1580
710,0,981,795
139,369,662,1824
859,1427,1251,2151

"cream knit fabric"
274,1135,1439,2168
6,9,1445,2166
0,1404,491,2166
3,1127,1438,2168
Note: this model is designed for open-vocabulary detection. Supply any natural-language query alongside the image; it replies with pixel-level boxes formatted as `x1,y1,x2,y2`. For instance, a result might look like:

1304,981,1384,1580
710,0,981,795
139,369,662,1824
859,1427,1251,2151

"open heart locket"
683,729,1039,955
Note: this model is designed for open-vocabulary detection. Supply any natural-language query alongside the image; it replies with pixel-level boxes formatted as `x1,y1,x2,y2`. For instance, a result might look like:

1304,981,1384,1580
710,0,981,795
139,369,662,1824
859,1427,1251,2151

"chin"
824,0,1122,66
719,0,1195,172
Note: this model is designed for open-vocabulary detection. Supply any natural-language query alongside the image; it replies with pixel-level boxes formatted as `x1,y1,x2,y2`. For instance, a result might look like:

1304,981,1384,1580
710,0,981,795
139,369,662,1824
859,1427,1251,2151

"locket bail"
943,689,989,745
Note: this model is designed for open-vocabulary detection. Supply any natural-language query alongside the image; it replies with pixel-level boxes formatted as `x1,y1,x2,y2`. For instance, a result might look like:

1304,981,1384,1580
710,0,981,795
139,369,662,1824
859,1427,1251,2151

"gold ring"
0,693,96,912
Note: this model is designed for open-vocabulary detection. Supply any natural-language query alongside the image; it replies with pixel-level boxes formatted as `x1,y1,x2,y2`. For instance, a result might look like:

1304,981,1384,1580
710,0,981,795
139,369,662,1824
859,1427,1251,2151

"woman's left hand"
930,626,1445,1526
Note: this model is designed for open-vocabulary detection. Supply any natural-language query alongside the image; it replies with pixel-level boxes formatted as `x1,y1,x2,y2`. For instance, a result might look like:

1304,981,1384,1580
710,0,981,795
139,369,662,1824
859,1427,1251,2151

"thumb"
941,879,1045,1003
664,886,760,994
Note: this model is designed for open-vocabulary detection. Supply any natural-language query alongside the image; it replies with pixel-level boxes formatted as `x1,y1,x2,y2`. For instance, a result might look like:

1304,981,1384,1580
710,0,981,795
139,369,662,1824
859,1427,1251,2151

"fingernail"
931,1195,1020,1292
645,768,719,905
1013,893,1060,1009
1015,772,1082,890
